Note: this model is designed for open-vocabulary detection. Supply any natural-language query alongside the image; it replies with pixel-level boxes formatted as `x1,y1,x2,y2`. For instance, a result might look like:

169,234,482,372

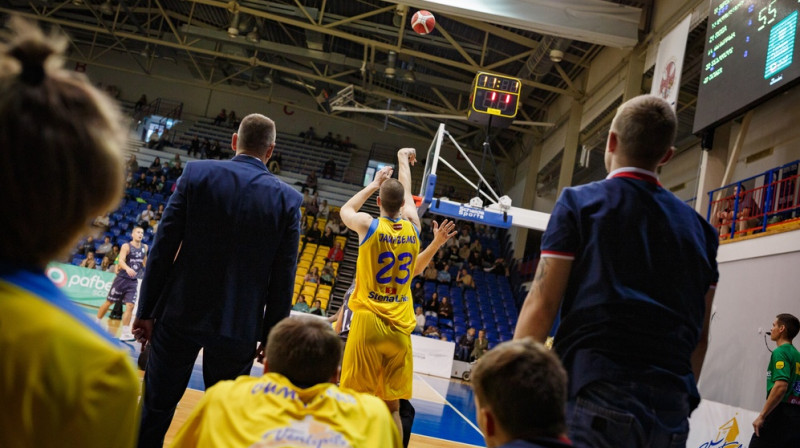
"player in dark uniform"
97,227,147,340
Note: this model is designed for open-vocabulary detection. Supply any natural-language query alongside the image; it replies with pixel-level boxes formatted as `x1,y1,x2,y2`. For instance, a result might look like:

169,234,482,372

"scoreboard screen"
470,72,521,118
694,0,800,133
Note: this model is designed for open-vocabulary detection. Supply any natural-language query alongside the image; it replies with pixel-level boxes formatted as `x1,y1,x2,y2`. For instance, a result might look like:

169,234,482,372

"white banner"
687,399,758,448
411,335,455,378
651,14,692,110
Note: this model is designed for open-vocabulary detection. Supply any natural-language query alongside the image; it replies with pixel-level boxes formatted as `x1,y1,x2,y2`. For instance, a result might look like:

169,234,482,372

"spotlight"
549,49,564,63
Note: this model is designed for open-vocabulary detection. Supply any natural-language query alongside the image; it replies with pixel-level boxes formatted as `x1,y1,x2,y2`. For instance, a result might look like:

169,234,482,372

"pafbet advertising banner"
45,262,116,307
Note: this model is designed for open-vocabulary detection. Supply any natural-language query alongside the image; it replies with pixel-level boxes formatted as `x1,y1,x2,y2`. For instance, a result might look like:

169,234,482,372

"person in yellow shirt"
339,148,422,434
171,317,402,447
0,17,139,447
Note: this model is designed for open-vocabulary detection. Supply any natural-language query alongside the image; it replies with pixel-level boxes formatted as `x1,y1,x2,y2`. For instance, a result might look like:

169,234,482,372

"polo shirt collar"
606,167,661,186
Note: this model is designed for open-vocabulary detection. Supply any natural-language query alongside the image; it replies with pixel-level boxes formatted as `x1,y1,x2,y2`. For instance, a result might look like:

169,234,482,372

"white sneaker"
119,327,135,341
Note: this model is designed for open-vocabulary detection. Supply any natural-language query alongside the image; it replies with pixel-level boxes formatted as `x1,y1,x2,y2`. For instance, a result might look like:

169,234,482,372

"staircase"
327,192,380,314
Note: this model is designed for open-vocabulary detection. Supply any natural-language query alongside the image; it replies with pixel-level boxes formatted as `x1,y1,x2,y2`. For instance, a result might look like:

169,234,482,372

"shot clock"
468,72,521,127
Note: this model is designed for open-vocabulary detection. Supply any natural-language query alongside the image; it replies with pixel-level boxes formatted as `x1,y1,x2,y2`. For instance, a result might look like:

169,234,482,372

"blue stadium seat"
439,318,453,329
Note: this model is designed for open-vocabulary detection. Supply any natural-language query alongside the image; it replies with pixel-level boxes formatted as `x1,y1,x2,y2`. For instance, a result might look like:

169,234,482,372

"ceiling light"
246,28,259,43
99,0,114,16
228,11,240,38
549,49,564,63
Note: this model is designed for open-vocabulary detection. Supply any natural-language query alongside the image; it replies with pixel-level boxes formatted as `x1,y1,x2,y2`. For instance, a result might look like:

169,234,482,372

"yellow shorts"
339,310,413,401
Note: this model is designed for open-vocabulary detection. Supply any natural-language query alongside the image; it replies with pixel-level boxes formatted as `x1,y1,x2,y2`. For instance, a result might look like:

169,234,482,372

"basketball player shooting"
339,148,422,434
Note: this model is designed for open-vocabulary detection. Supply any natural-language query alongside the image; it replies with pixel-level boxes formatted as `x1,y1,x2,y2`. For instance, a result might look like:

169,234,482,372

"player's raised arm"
397,148,421,232
340,166,393,240
413,219,457,277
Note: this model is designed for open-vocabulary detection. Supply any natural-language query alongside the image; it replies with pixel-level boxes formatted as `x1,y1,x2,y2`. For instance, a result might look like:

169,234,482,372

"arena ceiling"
2,0,709,178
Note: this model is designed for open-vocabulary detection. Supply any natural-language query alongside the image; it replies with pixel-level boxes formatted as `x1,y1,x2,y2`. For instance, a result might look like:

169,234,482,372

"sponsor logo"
697,416,742,448
46,266,68,288
458,206,485,220
776,361,785,370
250,415,351,448
385,286,397,295
796,362,800,375
367,291,409,303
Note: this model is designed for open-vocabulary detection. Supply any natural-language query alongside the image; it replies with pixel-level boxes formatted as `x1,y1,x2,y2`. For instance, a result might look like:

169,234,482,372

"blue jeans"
566,380,690,448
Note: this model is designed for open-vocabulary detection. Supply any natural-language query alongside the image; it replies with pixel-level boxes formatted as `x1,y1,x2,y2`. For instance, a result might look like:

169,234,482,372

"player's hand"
132,318,154,348
372,166,393,187
398,147,417,166
125,267,136,278
752,414,765,437
432,219,457,246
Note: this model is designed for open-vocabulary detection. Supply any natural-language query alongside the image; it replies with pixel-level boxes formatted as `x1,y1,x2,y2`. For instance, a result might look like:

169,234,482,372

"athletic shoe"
119,327,135,341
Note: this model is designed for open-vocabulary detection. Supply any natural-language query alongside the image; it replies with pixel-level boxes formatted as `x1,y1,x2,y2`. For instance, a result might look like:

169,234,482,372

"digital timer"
470,72,521,118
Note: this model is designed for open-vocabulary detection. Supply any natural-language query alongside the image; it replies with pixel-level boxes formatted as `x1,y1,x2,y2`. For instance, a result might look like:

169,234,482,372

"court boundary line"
411,433,484,448
414,373,484,438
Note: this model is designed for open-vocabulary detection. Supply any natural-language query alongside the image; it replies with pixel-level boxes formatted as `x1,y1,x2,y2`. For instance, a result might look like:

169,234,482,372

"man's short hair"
266,317,342,387
610,94,677,166
237,114,275,156
379,178,405,215
471,338,567,439
777,313,800,340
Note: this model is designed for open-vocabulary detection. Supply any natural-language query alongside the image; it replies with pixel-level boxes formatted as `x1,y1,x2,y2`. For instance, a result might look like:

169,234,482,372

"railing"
135,98,184,122
707,160,800,239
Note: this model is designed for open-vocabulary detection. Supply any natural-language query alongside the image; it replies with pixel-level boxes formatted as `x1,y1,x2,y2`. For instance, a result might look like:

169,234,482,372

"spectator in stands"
306,170,318,194
108,244,120,264
155,132,169,151
96,236,113,257
322,158,336,179
169,161,183,179
134,94,147,113
135,172,147,190
424,292,439,317
327,241,344,263
482,248,496,268
146,175,160,193
423,325,441,338
227,110,237,128
488,258,509,277
437,263,452,284
213,108,226,126
292,294,310,313
80,251,97,269
471,339,572,448
303,222,321,245
322,131,335,148
414,307,425,334
189,135,200,158
209,140,222,159
318,199,330,220
438,296,453,320
93,213,111,233
736,189,762,233
458,242,471,261
319,226,335,247
335,134,343,149
170,153,181,168
138,204,155,228
154,204,165,222
423,261,438,282
127,155,139,174
160,162,170,177
335,215,350,236
147,131,159,148
308,299,325,317
304,191,320,216
77,236,95,256
716,205,733,238
99,256,113,272
471,330,489,361
458,228,471,246
324,214,340,234
470,238,482,253
201,138,210,159
434,248,447,270
448,245,461,266
412,281,425,307
457,268,476,289
457,328,476,361
148,156,162,173
343,136,355,149
304,267,320,284
267,152,281,174
319,266,335,286
302,126,315,144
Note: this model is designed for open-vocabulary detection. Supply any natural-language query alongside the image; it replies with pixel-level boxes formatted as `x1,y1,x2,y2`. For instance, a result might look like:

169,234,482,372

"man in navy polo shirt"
515,95,719,448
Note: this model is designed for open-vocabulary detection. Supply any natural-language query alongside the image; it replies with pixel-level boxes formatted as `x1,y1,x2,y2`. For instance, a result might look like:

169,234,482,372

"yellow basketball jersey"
352,217,420,334
170,373,402,447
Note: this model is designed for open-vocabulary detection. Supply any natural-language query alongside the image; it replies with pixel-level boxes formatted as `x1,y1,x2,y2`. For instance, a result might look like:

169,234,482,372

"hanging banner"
651,15,692,110
45,262,116,307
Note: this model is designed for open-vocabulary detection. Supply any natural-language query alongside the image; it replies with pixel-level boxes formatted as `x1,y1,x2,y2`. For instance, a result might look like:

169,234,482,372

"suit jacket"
138,154,302,345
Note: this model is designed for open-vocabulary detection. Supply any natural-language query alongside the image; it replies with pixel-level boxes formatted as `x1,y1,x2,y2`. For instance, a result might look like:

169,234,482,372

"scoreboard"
694,0,800,133
468,72,521,127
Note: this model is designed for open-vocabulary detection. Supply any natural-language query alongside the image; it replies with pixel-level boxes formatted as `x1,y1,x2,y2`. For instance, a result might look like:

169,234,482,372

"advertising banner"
45,262,116,307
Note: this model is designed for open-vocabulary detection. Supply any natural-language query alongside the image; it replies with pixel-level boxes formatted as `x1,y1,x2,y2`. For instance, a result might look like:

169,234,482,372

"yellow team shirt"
171,372,402,448
351,217,420,334
0,268,140,448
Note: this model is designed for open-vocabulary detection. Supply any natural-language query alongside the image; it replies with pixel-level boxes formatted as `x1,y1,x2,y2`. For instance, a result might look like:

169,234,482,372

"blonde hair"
0,17,126,266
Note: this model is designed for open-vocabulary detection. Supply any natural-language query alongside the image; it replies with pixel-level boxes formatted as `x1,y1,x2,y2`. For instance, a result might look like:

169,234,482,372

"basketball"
411,10,436,35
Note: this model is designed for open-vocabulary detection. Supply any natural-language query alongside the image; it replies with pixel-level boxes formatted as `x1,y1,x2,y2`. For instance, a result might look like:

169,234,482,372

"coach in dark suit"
132,114,302,447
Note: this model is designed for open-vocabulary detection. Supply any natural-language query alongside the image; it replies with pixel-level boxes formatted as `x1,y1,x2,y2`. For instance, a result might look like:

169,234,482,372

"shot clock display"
694,0,800,133
468,72,521,127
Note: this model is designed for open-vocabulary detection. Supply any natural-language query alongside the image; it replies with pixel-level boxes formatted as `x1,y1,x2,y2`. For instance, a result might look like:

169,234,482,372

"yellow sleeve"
78,352,141,448
170,388,213,447
363,397,403,447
